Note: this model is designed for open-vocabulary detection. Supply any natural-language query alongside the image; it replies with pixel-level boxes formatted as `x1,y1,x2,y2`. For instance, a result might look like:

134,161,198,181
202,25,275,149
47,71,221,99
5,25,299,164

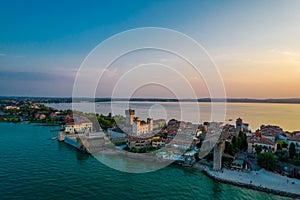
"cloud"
0,53,7,57
269,48,299,57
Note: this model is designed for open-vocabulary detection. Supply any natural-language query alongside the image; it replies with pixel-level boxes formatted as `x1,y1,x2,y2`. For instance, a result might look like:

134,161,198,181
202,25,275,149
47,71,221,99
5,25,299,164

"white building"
64,114,93,134
4,106,20,110
125,109,153,135
287,135,300,153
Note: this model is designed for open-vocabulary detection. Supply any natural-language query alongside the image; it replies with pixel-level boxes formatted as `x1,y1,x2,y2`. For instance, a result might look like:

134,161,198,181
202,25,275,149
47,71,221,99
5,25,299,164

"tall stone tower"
236,117,243,133
125,109,135,126
213,141,224,170
147,118,153,133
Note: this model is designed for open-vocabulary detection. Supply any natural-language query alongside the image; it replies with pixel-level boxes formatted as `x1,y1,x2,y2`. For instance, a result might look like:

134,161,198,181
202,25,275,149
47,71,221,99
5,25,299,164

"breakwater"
202,167,300,199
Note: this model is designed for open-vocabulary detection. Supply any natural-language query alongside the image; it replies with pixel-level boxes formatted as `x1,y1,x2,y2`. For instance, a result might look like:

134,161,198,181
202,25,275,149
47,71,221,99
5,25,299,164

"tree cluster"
225,131,248,156
257,152,276,171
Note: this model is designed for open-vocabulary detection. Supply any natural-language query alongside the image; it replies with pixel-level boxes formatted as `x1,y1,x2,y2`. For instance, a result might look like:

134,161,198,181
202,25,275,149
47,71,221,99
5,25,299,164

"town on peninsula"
1,97,300,198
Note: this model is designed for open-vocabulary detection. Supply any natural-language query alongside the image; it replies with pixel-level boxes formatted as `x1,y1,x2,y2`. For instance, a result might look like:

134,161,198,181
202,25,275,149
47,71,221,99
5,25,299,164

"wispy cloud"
269,48,299,56
0,53,27,58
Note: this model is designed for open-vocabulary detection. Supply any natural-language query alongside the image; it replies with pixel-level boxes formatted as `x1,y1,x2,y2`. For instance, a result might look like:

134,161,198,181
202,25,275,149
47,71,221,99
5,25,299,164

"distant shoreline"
1,96,300,104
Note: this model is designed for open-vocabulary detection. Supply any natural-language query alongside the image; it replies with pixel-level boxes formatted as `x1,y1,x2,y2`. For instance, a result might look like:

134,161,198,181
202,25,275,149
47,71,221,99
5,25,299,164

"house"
30,104,40,109
248,136,277,153
260,125,283,142
287,135,300,154
4,106,20,110
35,113,46,120
127,135,149,149
64,114,93,134
151,139,166,148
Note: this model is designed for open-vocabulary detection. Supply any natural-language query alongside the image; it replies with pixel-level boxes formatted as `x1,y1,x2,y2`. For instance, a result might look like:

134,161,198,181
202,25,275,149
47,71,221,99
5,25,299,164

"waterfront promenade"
199,165,300,198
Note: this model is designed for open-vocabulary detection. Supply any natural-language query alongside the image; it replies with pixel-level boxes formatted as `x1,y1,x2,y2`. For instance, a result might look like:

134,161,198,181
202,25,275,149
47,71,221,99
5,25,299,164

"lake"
47,102,300,131
0,122,291,200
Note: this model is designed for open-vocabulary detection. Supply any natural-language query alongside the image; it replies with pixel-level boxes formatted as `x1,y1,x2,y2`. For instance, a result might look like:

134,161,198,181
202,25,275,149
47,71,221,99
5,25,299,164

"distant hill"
1,96,300,104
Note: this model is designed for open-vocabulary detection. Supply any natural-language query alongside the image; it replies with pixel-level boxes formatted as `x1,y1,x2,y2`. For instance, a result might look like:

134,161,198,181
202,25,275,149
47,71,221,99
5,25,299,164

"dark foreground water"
0,123,291,200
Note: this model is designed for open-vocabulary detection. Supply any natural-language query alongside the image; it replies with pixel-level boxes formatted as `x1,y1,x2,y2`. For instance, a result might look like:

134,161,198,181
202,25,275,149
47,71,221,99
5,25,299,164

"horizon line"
1,96,300,104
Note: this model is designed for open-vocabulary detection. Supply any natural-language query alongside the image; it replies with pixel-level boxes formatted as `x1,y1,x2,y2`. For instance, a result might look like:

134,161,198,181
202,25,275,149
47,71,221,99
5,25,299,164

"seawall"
201,167,300,199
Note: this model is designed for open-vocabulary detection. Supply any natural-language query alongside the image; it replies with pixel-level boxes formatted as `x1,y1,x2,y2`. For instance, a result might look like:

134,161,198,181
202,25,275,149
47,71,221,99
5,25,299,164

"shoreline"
194,164,300,199
89,147,300,199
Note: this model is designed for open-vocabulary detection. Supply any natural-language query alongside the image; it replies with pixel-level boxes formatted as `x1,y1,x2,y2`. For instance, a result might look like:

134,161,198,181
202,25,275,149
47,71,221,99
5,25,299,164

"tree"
277,140,288,150
289,142,296,159
233,131,248,152
255,145,262,155
232,136,238,151
257,152,276,171
240,132,248,151
227,143,233,156
276,150,288,162
194,152,200,162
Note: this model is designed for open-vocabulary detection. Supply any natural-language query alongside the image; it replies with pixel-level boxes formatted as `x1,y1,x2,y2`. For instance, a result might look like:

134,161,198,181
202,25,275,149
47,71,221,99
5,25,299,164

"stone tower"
213,141,224,170
236,117,243,133
125,109,135,126
147,118,153,133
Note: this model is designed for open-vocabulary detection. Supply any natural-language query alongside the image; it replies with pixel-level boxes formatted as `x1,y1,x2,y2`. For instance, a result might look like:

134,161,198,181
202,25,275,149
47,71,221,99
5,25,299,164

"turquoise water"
0,123,291,200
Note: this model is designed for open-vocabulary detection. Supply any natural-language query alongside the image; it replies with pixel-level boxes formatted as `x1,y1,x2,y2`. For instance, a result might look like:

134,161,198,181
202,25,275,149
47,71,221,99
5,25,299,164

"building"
64,114,93,134
125,109,153,135
127,136,149,149
260,125,283,142
248,136,277,154
151,139,166,148
35,113,46,120
4,106,20,110
125,109,135,126
287,135,300,154
65,122,93,134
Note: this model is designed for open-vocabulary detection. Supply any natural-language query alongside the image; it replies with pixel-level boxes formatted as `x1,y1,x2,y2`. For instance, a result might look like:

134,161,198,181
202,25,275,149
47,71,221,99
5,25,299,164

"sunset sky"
0,0,300,98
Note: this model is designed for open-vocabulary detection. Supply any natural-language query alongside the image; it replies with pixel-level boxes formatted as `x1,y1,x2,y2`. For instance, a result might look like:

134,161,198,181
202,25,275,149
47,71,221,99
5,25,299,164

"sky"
0,0,300,98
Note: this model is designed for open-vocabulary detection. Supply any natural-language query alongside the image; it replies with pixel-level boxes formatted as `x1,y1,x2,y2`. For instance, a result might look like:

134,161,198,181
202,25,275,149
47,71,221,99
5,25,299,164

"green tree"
232,136,237,151
257,152,276,171
276,150,288,162
277,140,288,150
194,152,200,162
255,145,262,155
289,142,296,159
239,132,248,151
227,143,233,156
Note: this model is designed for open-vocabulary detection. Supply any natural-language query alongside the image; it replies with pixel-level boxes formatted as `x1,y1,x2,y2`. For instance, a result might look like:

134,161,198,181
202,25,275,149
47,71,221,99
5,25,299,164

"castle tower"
236,117,243,133
213,141,224,170
147,118,153,133
125,109,135,126
132,117,140,135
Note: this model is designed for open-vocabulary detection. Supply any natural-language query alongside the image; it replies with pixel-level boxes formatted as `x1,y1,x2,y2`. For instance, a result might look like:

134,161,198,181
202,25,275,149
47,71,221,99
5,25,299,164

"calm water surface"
47,102,300,131
0,123,292,200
